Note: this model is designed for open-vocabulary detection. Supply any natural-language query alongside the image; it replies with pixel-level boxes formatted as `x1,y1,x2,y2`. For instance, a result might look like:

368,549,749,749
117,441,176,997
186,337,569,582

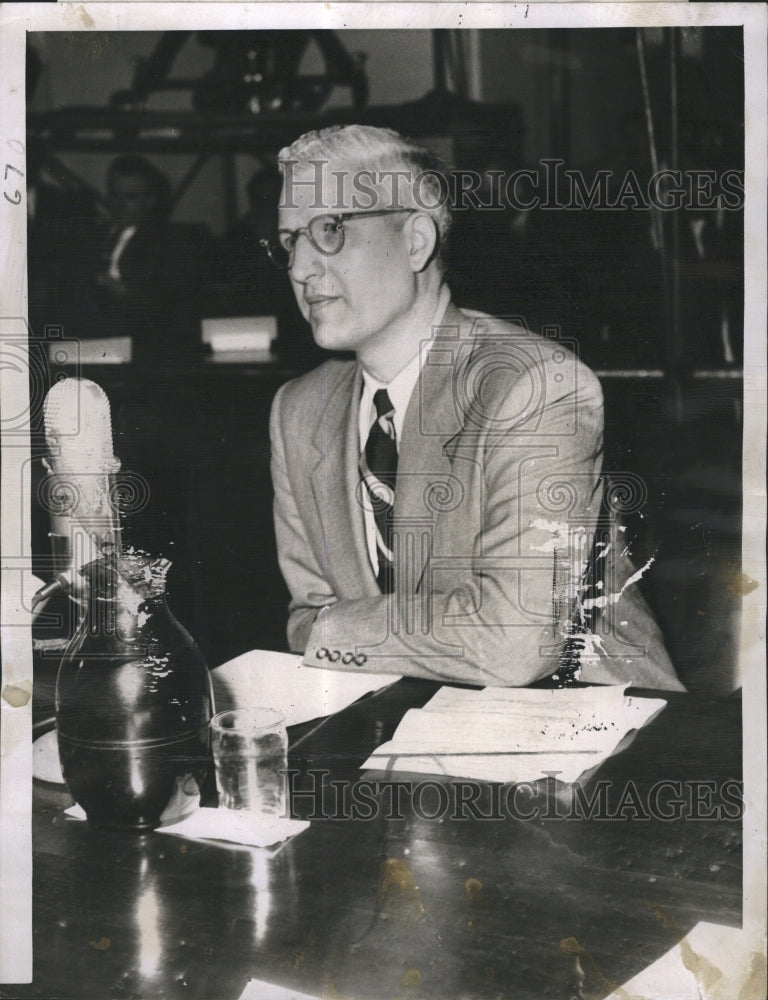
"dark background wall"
28,31,435,236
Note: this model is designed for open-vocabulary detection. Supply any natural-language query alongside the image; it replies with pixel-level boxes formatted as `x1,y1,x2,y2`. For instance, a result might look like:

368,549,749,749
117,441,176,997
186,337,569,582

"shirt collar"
359,286,451,442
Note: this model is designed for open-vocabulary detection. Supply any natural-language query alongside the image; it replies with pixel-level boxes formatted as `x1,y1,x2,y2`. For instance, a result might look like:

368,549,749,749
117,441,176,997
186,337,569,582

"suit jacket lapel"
309,304,474,598
397,303,473,587
309,364,380,597
398,302,471,486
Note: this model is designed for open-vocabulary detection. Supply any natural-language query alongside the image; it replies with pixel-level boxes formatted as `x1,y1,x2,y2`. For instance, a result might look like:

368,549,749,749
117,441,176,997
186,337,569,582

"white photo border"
1,1,765,990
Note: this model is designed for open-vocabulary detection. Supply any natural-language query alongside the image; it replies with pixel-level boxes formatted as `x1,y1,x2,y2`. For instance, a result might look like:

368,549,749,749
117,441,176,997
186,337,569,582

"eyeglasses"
260,209,416,270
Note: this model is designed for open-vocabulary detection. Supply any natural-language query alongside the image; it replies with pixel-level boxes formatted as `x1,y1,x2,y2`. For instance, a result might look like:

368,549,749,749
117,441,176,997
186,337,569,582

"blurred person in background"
63,154,211,364
213,164,314,363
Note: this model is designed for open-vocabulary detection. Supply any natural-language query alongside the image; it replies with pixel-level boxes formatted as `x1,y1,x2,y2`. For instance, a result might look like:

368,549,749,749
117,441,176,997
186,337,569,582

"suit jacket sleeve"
270,381,336,652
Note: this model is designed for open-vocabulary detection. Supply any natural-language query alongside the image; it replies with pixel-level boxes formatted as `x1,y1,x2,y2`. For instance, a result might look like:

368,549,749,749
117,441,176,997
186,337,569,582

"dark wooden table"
4,682,741,1000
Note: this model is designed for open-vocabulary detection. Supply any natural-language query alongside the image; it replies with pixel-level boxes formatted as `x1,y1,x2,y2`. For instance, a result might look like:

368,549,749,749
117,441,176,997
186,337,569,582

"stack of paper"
201,316,276,363
361,684,667,785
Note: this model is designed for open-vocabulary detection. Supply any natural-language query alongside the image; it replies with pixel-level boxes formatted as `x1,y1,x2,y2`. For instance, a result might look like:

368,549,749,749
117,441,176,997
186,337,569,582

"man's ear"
405,212,438,272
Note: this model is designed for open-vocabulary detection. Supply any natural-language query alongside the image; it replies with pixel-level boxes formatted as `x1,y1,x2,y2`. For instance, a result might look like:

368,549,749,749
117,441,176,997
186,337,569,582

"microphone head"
43,377,119,473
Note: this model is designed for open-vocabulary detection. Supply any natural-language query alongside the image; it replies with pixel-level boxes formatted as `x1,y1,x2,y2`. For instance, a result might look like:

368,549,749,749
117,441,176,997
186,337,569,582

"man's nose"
289,231,323,283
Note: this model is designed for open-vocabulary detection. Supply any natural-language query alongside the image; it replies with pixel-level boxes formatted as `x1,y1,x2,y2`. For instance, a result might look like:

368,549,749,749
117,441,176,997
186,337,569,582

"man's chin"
309,321,326,348
311,321,346,353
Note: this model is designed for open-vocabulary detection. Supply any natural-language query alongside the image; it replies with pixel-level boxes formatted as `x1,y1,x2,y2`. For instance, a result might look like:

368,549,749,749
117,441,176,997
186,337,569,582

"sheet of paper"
361,685,667,784
238,979,320,1000
604,922,761,1000
210,649,400,728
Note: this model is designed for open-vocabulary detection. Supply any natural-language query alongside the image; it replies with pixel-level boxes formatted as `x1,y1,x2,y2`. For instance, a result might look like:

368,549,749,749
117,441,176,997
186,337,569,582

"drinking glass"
210,708,288,816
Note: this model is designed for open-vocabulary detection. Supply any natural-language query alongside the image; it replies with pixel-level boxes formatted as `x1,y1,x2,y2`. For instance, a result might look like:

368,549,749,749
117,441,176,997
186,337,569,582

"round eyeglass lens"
310,216,344,254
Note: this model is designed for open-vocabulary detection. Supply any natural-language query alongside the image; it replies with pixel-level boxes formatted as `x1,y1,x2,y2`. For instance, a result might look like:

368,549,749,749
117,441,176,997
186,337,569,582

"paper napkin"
361,684,667,785
158,808,309,848
65,804,309,849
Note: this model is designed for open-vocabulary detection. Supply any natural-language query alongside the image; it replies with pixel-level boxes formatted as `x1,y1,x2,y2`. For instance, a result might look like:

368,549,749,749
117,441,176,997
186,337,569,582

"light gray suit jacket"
270,303,684,691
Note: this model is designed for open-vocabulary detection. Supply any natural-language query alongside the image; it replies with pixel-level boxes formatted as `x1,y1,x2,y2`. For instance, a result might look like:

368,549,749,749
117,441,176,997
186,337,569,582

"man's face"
107,173,156,229
278,161,417,355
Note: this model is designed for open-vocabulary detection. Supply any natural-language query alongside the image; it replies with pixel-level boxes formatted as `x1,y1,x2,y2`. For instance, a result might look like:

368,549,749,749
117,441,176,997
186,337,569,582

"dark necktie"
359,388,397,594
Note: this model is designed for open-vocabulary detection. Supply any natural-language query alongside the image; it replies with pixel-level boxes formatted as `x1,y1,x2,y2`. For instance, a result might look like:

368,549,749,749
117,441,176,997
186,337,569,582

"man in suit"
63,155,209,364
268,125,683,690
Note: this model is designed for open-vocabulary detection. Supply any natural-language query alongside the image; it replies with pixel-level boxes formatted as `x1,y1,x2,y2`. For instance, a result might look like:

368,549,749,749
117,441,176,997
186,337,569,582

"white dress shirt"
108,226,137,280
357,286,451,574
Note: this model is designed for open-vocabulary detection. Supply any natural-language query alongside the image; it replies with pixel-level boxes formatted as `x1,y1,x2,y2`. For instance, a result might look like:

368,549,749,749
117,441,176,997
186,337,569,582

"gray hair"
278,124,453,255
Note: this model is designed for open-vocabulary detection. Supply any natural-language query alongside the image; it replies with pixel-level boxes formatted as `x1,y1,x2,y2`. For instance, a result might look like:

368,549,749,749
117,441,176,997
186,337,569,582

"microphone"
36,377,122,604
